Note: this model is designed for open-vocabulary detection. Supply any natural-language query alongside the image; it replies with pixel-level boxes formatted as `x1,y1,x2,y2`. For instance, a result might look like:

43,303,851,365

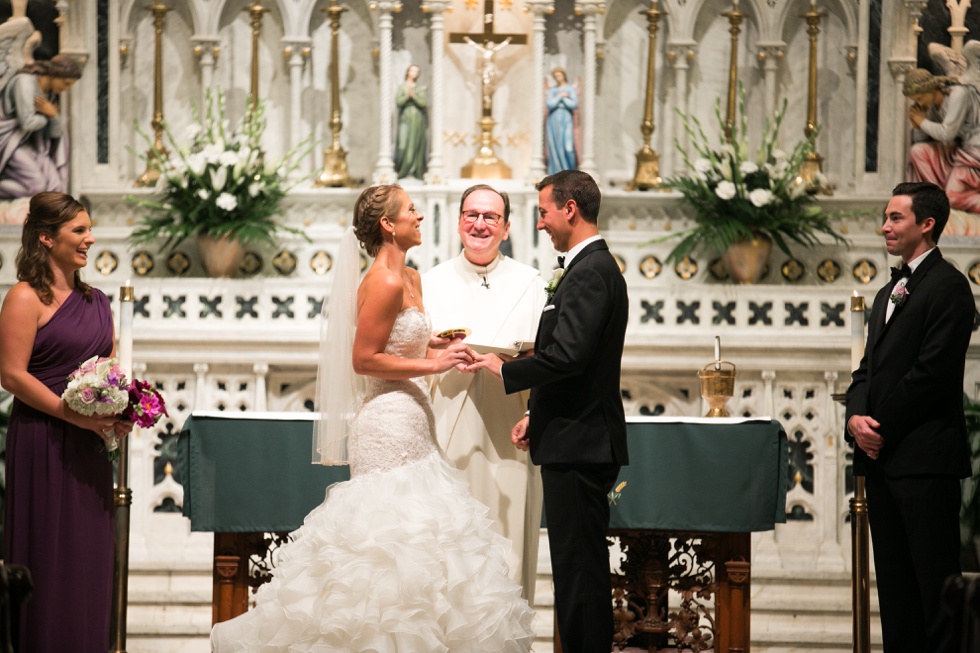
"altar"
179,412,786,651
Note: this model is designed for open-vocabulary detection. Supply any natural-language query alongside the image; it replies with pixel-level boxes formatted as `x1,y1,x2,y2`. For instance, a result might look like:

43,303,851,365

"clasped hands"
427,332,511,376
847,415,884,460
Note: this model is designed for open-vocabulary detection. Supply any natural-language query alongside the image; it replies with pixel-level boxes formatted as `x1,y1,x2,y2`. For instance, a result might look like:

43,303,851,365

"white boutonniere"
545,267,564,301
889,284,909,307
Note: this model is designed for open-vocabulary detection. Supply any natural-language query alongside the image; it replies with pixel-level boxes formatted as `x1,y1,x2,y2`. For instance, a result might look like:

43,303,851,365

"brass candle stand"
722,3,746,144
799,1,833,195
627,0,665,191
245,1,269,112
313,0,352,188
133,0,172,188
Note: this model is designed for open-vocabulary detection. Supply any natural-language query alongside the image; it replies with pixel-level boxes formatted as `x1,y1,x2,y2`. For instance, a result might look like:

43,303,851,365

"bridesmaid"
0,192,131,652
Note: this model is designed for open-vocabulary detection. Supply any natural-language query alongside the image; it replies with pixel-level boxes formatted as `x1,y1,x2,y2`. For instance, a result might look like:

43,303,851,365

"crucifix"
449,0,527,178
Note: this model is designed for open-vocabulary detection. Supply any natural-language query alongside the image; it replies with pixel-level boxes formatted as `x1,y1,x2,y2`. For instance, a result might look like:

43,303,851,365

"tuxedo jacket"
502,239,629,466
845,248,975,478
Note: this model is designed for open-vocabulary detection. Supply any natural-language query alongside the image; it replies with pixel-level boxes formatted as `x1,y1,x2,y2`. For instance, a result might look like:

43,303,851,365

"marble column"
282,39,311,158
423,0,450,184
577,0,604,180
526,0,553,183
888,60,915,187
666,41,696,179
192,37,221,110
374,1,401,183
756,43,785,120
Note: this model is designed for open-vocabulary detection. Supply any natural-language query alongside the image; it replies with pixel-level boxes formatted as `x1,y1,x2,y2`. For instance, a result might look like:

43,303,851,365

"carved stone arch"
771,0,858,46
307,0,376,39
786,497,817,521
120,0,206,36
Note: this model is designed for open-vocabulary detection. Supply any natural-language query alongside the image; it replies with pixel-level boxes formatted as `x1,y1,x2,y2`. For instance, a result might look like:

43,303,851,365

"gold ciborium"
698,361,736,417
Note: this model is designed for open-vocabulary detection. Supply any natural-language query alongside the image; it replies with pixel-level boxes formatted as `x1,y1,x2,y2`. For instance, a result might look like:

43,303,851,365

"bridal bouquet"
62,356,168,460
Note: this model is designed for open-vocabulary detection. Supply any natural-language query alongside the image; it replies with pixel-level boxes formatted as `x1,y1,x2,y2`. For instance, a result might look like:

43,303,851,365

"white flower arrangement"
661,86,848,264
128,88,313,252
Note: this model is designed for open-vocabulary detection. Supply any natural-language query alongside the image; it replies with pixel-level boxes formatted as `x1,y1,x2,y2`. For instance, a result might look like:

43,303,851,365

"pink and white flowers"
62,356,169,460
890,284,910,306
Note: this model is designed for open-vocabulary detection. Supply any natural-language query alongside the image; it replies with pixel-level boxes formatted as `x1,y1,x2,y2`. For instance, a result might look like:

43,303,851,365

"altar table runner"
608,417,788,532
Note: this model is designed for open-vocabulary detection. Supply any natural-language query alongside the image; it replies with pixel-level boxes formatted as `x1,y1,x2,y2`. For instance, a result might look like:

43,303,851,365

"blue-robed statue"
545,67,578,175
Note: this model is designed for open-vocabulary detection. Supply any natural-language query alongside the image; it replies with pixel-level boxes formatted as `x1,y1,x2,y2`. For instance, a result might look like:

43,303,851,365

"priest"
422,184,546,601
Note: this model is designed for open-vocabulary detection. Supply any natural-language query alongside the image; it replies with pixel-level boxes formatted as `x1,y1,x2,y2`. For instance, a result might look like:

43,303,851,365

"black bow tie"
557,256,565,269
891,264,912,281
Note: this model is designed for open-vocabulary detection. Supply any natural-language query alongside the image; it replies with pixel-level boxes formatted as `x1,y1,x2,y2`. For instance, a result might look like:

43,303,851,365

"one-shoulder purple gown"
4,288,114,653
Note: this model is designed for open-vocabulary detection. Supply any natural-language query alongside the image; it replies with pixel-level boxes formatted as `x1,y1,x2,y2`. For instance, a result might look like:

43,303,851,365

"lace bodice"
348,308,439,476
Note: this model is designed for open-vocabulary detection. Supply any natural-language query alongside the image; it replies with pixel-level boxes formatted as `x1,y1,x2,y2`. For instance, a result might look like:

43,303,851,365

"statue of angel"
903,41,980,214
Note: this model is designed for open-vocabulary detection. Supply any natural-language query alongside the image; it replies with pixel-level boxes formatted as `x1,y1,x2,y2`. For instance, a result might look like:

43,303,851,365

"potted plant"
128,88,312,277
661,87,848,283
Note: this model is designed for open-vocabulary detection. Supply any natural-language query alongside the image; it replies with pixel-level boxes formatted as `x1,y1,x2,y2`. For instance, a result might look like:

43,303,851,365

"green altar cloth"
179,413,787,533
608,417,787,532
179,412,349,533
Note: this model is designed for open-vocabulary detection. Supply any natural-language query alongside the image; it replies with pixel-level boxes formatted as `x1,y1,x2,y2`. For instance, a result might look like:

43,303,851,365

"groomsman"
471,170,629,651
846,181,975,653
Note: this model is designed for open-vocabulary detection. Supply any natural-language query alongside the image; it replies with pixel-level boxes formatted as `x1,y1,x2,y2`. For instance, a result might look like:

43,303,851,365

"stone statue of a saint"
393,64,428,180
0,54,81,200
903,43,980,214
545,66,579,175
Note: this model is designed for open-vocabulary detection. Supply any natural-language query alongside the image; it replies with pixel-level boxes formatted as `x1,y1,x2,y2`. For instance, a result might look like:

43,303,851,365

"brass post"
108,284,135,653
245,2,269,112
799,0,833,195
313,0,352,188
722,2,745,144
627,1,665,191
134,0,172,188
850,476,872,653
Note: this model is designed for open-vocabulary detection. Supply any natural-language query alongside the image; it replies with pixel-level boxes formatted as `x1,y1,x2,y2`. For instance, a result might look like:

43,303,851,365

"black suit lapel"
562,239,608,275
875,249,942,343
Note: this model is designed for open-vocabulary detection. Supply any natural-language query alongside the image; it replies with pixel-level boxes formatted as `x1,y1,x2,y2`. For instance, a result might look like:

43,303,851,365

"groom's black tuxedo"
846,248,975,653
503,238,629,652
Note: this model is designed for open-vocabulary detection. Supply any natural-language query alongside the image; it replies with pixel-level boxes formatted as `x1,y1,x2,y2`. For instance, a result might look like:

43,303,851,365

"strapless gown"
211,308,535,652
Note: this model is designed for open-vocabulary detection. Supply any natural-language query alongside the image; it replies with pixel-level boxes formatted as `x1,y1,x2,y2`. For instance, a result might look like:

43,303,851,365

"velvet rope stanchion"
109,282,134,653
850,477,872,653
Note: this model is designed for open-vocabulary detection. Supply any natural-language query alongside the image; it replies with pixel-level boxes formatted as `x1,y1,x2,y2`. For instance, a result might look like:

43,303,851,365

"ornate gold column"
245,1,269,110
799,1,833,195
722,1,746,144
134,0,172,188
627,0,665,191
313,0,352,188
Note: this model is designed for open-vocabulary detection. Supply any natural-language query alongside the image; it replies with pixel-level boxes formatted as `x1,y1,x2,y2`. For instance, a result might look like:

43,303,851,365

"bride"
211,185,535,652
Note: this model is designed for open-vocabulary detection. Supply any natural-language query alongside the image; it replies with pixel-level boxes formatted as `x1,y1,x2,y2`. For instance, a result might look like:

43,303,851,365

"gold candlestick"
133,0,172,188
800,0,833,195
245,1,269,112
627,0,666,191
313,0,351,188
722,2,746,144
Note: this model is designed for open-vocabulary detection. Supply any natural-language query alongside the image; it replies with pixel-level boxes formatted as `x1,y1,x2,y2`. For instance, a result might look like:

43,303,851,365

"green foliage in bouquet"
128,88,313,253
661,86,848,264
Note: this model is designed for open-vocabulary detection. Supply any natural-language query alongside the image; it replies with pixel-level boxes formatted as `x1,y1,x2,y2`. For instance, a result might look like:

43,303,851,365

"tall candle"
119,280,134,377
850,291,865,373
714,336,721,370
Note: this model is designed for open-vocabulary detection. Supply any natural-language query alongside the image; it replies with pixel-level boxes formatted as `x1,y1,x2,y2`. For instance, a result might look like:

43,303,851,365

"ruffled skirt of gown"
210,451,536,652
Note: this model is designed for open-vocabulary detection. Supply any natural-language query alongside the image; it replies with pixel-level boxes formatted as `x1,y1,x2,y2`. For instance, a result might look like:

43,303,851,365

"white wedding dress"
211,308,535,652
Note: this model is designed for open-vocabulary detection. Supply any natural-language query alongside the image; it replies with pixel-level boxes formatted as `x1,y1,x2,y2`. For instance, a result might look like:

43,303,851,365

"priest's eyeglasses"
461,210,502,226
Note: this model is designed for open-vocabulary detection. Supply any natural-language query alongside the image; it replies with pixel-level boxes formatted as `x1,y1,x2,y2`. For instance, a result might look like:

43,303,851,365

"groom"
845,181,975,653
471,169,629,651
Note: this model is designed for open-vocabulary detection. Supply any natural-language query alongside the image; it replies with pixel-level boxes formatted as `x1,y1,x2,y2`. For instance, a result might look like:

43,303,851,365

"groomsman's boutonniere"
889,284,909,307
545,267,564,301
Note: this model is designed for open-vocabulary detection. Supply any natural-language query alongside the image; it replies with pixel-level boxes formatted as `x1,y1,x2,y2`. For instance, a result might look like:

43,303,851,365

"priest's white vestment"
422,252,547,601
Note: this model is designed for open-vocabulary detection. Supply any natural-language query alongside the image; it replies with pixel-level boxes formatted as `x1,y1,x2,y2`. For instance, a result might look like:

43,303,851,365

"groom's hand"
463,352,503,378
511,416,530,451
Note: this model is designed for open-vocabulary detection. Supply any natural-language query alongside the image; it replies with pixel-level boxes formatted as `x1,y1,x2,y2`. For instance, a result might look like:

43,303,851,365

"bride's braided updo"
353,184,404,257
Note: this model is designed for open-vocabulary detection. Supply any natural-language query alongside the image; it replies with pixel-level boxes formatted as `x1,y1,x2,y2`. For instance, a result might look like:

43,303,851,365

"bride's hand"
429,332,452,349
430,341,474,373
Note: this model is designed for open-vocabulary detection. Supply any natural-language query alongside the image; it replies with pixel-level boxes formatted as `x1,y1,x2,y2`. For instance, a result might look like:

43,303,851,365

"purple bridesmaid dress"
3,288,114,653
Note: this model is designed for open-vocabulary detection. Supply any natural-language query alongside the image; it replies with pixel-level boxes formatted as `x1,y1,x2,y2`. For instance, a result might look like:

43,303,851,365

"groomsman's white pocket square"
543,305,556,312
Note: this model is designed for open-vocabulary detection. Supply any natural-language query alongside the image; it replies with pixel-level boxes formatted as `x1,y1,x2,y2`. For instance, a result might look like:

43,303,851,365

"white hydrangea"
216,192,238,212
749,188,774,207
715,180,737,200
739,161,758,175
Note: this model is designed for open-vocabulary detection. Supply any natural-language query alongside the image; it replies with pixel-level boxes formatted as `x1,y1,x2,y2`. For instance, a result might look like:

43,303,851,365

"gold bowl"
698,361,736,417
